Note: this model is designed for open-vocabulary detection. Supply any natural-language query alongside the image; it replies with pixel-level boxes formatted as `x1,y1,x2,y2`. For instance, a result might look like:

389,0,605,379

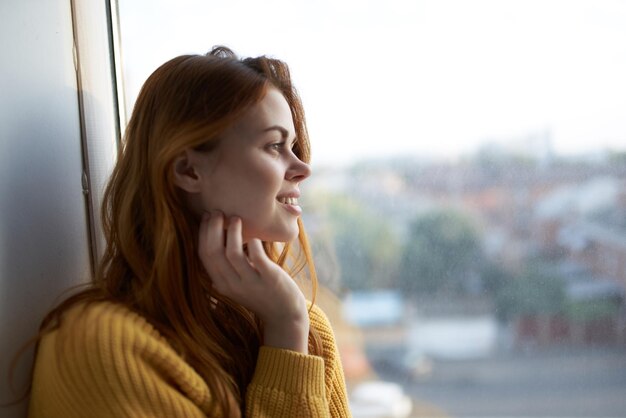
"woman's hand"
198,211,310,354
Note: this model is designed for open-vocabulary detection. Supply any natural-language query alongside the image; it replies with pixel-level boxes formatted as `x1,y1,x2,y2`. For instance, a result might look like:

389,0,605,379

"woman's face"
187,87,311,242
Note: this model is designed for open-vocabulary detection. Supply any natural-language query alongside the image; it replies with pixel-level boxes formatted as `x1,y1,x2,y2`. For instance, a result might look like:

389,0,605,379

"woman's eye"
269,142,285,151
267,140,296,154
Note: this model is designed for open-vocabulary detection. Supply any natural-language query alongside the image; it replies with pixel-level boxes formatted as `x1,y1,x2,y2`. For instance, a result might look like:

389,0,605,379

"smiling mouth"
277,197,298,205
277,197,302,215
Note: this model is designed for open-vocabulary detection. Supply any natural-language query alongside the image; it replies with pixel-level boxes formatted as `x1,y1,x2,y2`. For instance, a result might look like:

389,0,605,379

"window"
117,1,626,416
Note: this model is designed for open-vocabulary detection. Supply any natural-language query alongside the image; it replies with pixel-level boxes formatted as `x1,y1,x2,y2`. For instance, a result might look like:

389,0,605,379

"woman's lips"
277,197,302,215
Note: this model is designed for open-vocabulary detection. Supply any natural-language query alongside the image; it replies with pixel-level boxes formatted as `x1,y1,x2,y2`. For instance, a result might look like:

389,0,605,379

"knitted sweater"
28,301,352,417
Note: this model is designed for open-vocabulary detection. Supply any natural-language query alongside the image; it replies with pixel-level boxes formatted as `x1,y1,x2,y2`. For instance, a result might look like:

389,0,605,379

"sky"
119,0,626,167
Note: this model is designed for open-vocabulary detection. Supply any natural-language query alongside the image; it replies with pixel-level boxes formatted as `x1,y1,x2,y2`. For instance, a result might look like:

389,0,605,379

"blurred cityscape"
301,140,626,417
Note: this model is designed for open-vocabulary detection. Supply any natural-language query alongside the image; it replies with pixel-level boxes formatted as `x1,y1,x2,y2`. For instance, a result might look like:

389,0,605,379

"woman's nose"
286,156,312,183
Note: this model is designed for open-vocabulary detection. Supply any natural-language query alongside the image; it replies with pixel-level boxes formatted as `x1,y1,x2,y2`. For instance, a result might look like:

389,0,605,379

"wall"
0,1,90,416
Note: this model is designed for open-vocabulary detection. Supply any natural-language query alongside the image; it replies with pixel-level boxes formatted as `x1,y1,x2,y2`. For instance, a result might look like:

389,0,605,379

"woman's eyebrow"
262,125,290,139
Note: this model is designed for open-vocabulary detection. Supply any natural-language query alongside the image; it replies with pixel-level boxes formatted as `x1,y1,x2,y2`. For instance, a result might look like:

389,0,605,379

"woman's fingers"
198,211,240,294
246,237,307,326
225,216,258,280
246,238,277,277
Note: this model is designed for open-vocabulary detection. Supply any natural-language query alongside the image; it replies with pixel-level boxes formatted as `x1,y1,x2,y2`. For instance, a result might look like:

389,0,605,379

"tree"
397,209,484,296
493,263,565,323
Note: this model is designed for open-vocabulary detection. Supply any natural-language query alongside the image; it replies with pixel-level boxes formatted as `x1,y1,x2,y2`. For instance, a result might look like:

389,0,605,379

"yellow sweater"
28,301,352,417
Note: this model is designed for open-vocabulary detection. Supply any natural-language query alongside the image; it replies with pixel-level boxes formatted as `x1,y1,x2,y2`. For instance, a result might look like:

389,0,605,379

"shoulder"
60,300,164,344
59,300,159,340
31,300,211,416
55,300,206,389
39,300,193,377
307,302,334,335
306,302,339,359
51,300,176,365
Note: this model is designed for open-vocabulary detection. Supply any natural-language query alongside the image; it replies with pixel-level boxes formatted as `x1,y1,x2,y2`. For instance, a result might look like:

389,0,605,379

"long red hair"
36,46,320,417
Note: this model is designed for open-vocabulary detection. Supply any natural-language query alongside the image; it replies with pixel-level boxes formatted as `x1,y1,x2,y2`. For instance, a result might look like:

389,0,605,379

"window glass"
118,1,626,416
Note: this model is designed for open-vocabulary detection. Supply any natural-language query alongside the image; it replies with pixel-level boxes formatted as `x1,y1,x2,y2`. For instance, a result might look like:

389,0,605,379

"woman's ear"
172,150,202,193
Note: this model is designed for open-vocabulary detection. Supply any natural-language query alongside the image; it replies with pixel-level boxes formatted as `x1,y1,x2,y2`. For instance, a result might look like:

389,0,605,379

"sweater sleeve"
245,347,330,417
245,304,352,418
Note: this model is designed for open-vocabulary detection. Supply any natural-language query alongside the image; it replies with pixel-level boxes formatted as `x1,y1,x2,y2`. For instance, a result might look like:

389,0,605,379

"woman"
27,46,351,417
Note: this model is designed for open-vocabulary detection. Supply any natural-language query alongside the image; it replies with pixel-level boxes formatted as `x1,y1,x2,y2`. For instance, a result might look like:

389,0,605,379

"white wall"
0,1,91,416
